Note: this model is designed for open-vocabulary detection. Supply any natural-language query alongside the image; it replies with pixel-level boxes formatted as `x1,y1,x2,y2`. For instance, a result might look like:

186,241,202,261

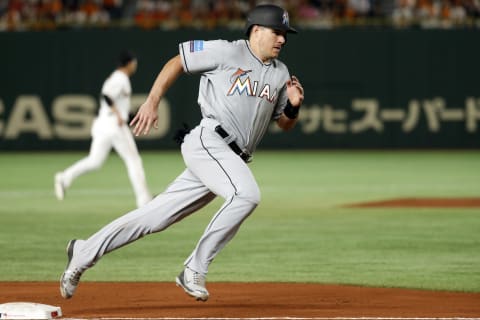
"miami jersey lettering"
227,68,277,103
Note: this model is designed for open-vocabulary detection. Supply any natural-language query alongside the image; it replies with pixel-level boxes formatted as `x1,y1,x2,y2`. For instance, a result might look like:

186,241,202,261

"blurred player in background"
54,50,152,208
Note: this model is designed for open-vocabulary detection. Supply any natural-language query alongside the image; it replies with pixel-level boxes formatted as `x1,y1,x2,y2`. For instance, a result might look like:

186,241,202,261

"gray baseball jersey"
179,39,291,154
61,38,295,288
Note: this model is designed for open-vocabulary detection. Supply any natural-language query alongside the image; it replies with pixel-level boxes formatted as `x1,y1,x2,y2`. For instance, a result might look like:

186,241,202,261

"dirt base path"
345,197,480,208
1,282,479,319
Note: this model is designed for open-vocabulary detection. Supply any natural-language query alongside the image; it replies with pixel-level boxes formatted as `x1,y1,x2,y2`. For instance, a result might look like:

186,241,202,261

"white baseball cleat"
54,173,65,201
175,267,209,302
60,240,83,299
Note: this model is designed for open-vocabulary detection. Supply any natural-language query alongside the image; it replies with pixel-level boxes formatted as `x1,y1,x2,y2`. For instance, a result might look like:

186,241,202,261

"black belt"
214,125,252,163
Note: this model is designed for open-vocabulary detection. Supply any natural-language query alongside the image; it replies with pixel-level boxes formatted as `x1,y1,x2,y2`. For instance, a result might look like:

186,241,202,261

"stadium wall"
1,29,479,150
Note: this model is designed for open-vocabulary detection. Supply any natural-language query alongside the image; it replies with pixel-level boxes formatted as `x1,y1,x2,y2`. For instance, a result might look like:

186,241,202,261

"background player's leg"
113,125,152,207
181,126,260,275
60,133,112,188
66,168,215,272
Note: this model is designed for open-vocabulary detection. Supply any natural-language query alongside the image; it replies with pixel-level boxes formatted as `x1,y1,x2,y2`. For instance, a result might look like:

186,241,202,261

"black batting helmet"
245,4,297,36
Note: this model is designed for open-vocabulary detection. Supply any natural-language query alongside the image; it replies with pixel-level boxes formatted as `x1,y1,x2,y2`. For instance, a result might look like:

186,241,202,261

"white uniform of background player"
60,5,304,303
55,51,152,208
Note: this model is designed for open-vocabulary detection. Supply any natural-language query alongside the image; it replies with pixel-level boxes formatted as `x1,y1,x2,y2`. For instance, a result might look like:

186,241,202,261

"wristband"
283,101,300,119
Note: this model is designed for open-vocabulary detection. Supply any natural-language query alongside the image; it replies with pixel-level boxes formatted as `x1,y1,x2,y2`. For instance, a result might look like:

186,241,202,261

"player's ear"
250,25,260,35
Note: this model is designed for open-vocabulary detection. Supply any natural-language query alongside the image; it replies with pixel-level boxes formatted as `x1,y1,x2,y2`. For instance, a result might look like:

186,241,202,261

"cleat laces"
69,268,82,285
192,270,205,287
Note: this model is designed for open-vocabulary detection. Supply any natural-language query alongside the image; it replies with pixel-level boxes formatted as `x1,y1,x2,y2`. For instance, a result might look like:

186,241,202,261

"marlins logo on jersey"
227,68,277,103
282,11,290,27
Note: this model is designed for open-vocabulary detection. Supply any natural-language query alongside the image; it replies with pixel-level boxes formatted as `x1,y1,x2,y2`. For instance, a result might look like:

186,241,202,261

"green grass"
0,151,479,292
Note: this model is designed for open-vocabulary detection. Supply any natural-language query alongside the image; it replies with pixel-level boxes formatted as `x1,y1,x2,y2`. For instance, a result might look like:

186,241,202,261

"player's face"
127,59,138,75
257,26,287,61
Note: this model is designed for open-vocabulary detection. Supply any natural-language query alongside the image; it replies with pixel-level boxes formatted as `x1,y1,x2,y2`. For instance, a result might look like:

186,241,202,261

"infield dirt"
345,197,480,208
1,282,480,318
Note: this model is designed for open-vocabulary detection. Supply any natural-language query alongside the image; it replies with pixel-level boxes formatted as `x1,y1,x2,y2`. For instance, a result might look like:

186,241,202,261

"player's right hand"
129,99,159,136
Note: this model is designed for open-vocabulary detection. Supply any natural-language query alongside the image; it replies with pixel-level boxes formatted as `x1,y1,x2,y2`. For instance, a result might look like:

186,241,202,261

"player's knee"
85,157,104,170
237,185,261,205
90,162,103,171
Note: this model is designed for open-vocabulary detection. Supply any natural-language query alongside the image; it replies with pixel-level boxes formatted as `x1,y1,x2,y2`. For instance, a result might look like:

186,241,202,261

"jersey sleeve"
272,65,291,120
101,73,126,102
179,40,226,74
272,86,288,120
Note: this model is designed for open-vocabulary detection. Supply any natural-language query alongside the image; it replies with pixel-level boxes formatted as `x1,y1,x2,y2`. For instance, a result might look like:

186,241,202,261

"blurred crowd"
1,0,480,31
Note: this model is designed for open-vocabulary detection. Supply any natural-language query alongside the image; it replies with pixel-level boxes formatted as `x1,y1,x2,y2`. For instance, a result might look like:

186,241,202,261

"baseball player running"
54,51,152,208
60,4,304,302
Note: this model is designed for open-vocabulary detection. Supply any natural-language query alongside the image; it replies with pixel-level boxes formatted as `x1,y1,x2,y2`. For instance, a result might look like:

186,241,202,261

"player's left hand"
129,98,159,136
286,75,304,107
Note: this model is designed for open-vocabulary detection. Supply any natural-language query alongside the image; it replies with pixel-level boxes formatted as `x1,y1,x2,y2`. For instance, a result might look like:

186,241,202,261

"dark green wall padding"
1,29,479,150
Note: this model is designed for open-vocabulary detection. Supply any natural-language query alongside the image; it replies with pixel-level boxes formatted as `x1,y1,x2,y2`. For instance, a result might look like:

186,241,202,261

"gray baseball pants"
69,120,260,276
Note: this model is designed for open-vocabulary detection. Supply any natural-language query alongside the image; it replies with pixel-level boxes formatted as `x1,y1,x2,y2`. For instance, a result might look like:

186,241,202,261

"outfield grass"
0,151,479,292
